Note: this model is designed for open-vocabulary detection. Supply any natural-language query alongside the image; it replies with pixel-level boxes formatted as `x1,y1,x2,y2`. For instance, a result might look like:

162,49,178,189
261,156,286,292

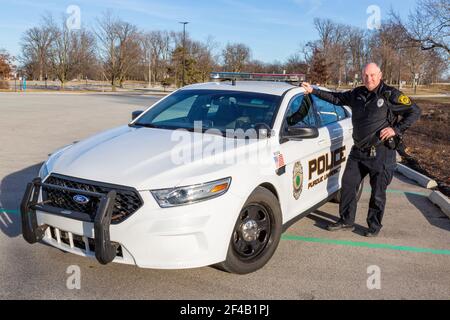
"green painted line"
5,208,447,255
282,234,450,256
363,188,427,197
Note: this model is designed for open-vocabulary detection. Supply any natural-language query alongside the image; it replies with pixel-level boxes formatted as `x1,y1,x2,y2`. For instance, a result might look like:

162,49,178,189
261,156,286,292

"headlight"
38,163,49,179
151,177,232,208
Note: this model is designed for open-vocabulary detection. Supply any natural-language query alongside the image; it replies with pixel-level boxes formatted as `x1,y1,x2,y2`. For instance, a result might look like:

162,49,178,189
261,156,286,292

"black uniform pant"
339,144,396,232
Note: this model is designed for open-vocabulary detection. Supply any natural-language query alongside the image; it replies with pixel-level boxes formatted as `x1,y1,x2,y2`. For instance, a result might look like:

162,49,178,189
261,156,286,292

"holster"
385,134,402,150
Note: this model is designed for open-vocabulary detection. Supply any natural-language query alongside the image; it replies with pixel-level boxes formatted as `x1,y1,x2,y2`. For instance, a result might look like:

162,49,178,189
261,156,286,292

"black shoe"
326,221,355,232
364,230,380,237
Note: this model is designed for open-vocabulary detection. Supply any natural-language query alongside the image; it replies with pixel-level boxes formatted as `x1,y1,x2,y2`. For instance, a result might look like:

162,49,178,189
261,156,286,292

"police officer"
302,63,421,237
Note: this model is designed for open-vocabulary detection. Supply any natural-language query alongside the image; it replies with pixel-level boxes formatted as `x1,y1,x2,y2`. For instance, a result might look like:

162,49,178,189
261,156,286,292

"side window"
285,95,317,128
335,105,348,121
312,95,349,126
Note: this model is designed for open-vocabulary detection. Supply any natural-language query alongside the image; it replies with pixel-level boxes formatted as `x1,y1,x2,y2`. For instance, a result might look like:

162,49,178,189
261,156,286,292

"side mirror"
131,110,144,121
284,126,319,140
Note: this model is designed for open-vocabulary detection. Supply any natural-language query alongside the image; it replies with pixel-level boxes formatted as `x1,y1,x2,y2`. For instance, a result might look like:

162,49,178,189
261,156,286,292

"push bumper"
20,177,119,265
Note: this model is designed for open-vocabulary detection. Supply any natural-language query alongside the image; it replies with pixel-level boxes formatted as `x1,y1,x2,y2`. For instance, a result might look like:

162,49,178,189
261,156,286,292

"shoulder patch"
398,94,412,106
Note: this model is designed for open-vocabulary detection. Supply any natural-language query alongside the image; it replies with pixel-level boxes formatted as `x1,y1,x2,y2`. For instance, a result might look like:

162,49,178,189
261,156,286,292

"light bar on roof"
210,72,305,82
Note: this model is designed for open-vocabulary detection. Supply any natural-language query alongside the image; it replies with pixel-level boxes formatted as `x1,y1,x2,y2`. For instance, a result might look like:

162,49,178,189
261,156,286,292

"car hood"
51,125,265,190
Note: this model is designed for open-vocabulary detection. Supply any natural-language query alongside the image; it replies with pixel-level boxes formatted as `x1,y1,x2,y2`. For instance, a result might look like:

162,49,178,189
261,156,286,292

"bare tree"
347,28,367,82
20,14,56,80
45,14,98,89
96,12,141,91
422,50,448,83
193,37,219,82
15,1,447,88
222,43,251,72
368,22,404,84
284,53,308,74
244,60,266,73
312,18,350,85
404,0,449,54
47,16,72,89
71,29,98,80
141,30,172,86
141,32,156,86
314,18,335,52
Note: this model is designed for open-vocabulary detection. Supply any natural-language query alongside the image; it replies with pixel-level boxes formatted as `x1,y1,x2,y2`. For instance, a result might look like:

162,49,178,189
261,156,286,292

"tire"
216,186,282,274
332,180,364,204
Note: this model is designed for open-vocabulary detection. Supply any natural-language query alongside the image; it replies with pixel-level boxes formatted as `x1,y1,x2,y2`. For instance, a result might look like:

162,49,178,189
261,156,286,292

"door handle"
318,139,327,145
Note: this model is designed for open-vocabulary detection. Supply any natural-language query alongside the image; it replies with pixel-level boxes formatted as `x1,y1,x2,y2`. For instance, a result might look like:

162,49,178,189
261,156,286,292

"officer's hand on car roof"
301,82,313,94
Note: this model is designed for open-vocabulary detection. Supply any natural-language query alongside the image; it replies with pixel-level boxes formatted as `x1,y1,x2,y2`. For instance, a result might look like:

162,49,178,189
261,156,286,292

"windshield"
134,89,281,135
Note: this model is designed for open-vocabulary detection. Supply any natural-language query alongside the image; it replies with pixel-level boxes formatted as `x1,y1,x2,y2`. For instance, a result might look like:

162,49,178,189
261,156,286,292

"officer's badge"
293,162,303,200
377,98,384,108
398,94,412,106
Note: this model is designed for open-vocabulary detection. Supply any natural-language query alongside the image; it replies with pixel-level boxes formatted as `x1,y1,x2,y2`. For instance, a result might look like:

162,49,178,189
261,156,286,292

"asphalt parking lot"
1,92,449,300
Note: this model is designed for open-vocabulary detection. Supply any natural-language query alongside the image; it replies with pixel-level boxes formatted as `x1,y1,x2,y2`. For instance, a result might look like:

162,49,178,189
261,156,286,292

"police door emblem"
377,98,384,108
293,162,303,200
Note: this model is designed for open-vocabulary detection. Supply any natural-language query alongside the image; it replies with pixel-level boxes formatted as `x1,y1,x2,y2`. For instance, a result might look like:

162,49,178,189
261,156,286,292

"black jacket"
311,82,421,149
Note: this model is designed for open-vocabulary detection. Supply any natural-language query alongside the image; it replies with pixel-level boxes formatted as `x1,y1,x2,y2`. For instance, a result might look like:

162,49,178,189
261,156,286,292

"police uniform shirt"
311,81,421,149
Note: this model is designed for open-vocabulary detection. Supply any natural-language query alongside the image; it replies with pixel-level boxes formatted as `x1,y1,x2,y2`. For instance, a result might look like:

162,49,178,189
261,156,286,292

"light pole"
179,21,189,87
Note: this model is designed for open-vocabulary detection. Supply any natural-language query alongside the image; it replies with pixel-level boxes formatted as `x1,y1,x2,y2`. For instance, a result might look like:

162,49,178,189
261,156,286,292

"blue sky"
0,0,419,63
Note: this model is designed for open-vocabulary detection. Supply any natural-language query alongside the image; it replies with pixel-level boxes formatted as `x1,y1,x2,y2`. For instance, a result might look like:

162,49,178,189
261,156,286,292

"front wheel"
216,187,282,274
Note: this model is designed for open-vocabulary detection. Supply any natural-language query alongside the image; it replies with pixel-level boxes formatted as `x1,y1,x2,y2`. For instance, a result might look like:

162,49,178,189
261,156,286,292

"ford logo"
73,195,90,205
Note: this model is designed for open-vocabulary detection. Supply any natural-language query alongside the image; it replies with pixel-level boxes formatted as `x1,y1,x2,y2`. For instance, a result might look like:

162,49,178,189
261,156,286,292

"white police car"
21,72,362,274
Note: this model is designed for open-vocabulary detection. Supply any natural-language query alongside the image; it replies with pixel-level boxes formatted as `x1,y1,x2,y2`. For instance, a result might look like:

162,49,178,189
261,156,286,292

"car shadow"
404,193,450,232
0,163,42,238
307,209,367,236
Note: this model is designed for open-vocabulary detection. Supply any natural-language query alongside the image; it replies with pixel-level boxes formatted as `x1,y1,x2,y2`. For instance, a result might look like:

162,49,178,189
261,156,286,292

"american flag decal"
273,151,285,169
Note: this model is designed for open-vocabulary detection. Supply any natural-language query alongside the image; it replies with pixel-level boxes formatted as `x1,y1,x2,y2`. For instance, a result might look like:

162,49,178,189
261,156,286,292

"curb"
429,191,450,218
396,163,438,189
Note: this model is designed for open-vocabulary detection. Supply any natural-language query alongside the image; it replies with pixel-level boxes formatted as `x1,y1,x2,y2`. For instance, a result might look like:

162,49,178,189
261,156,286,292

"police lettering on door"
308,146,346,189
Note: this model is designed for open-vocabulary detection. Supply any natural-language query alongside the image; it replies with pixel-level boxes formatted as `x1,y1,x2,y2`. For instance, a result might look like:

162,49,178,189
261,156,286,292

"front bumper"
21,177,245,269
21,177,120,265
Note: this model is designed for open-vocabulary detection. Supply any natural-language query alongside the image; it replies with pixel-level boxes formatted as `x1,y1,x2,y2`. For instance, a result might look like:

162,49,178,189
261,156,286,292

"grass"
402,97,450,196
413,96,450,104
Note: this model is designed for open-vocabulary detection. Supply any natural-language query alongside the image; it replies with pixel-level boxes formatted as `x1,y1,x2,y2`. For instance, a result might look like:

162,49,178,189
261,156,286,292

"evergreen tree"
309,49,330,85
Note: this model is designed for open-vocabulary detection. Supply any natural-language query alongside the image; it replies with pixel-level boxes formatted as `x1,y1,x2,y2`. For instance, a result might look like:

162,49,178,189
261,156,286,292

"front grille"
42,174,143,224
